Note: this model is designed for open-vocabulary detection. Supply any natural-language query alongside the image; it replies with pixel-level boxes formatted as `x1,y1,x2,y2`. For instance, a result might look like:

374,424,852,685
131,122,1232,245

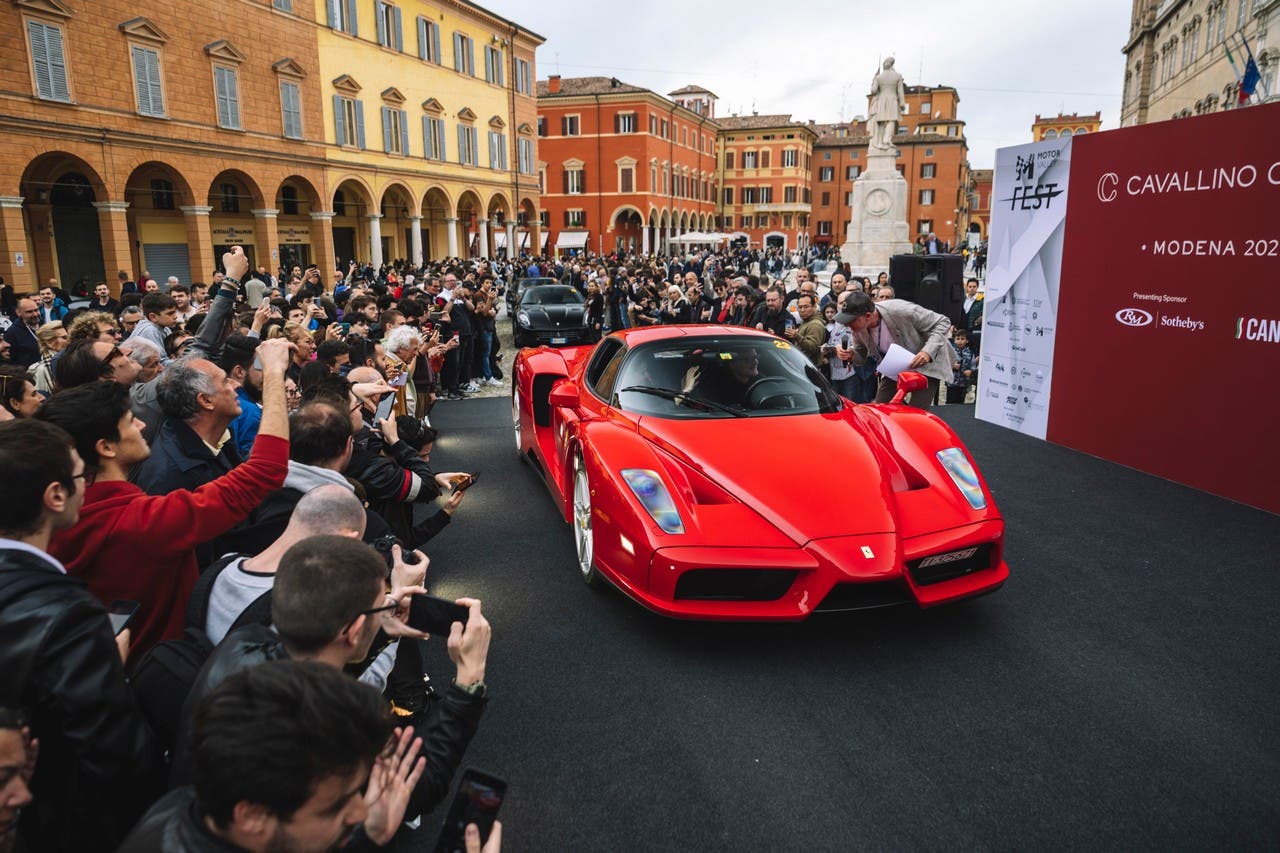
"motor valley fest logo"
1095,160,1280,203
1002,149,1064,211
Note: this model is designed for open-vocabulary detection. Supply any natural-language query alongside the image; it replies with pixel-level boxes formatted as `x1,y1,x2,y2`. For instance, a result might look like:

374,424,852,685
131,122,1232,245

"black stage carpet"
399,398,1280,851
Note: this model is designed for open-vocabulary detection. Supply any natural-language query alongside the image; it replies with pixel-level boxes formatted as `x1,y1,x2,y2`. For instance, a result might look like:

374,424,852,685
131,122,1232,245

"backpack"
129,554,272,755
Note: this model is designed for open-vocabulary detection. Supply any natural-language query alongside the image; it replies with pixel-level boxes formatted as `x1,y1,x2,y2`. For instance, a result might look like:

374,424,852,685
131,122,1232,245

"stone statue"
868,57,906,150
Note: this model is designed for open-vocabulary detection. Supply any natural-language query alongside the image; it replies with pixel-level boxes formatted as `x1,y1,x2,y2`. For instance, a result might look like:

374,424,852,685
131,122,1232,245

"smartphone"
389,372,408,388
453,472,479,493
408,594,470,636
108,600,140,636
338,322,351,335
373,391,396,423
433,769,507,853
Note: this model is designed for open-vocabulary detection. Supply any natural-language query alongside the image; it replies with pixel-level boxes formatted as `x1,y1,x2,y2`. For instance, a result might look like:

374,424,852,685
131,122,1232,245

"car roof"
608,324,774,347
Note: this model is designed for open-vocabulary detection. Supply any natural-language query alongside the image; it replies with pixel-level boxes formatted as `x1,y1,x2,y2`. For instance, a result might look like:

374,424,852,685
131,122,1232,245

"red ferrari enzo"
512,325,1008,619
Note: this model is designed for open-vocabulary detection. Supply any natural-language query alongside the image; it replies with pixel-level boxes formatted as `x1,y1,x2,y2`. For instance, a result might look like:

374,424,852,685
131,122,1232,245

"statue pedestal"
840,148,912,277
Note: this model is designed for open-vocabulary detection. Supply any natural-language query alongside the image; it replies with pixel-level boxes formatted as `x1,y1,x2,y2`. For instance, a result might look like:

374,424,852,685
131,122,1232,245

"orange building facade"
1,0,541,295
809,85,972,249
535,77,719,257
714,115,817,253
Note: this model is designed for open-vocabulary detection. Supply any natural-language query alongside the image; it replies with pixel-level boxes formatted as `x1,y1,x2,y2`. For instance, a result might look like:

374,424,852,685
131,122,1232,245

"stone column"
365,214,383,268
641,222,650,255
409,216,424,266
93,201,132,296
251,208,279,274
179,205,215,283
506,220,516,258
0,196,32,291
445,217,459,258
477,218,489,259
309,212,336,285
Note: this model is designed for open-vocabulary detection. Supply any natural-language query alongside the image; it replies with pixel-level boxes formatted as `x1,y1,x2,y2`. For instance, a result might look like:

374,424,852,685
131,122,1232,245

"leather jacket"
0,547,160,851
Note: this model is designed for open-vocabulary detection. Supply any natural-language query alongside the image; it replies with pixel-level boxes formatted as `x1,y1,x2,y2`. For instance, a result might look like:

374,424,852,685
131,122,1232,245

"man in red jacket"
37,333,294,655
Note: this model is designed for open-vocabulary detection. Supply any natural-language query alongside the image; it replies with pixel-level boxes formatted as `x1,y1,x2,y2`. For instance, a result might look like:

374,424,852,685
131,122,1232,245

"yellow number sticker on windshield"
774,340,791,349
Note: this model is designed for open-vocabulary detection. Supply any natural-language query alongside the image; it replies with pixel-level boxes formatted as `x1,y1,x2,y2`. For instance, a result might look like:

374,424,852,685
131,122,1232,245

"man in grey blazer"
834,290,953,408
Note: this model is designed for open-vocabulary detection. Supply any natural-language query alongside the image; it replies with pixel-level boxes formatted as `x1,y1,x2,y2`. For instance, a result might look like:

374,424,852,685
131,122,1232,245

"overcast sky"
486,0,1131,169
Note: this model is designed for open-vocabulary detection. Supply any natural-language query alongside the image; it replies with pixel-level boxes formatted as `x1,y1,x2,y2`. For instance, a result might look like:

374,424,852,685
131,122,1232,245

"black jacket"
121,787,381,852
134,419,242,497
169,625,486,818
346,428,446,545
0,547,160,851
2,321,39,368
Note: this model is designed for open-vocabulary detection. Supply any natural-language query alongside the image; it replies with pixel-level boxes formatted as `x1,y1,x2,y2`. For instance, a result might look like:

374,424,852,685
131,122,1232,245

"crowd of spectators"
0,237,986,851
0,248,503,852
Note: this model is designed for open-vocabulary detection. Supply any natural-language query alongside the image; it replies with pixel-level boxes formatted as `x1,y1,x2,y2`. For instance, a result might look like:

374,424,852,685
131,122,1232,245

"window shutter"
399,110,409,155
417,18,427,60
345,0,358,35
326,0,339,27
132,46,154,115
562,170,569,194
467,39,475,76
381,106,392,152
561,116,568,135
453,33,463,72
215,68,230,127
375,1,387,46
432,26,441,65
36,22,69,101
422,115,431,158
354,100,366,148
145,50,163,115
457,125,466,163
614,114,621,133
563,210,570,227
437,119,446,161
333,95,346,145
393,6,403,51
27,21,53,100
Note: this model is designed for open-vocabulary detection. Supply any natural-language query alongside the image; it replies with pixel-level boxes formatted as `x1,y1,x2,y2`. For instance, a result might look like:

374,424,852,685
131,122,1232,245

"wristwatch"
455,679,486,698
222,276,242,287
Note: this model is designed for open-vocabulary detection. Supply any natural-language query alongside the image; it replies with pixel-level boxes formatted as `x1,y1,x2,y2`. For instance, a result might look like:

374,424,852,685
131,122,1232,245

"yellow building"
1031,112,1102,141
315,0,543,266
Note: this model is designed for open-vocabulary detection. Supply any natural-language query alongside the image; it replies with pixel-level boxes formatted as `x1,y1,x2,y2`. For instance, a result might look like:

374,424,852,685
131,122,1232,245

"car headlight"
936,448,986,510
621,469,684,534
517,311,531,327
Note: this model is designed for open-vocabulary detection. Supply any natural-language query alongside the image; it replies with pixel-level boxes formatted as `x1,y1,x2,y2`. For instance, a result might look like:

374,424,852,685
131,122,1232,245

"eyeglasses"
359,601,397,617
99,348,124,376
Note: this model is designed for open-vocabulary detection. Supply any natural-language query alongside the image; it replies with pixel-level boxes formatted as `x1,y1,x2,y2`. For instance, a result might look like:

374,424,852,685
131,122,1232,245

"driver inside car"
688,348,760,408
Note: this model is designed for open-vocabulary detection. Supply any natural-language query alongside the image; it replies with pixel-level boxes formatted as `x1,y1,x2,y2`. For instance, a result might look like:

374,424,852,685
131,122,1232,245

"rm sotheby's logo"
1097,172,1119,203
1236,316,1280,343
1115,308,1154,327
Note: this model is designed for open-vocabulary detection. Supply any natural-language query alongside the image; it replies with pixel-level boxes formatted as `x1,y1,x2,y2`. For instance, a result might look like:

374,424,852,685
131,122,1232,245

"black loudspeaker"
888,254,966,326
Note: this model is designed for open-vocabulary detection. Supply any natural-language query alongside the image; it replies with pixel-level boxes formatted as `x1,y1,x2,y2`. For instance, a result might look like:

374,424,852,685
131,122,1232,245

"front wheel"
572,451,601,587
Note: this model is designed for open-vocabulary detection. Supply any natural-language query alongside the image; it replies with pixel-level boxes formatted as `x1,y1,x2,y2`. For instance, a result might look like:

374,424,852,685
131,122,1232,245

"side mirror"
890,370,927,405
548,379,579,409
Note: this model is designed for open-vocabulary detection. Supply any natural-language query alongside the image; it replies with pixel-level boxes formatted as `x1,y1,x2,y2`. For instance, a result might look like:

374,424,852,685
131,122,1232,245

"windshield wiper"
617,385,747,418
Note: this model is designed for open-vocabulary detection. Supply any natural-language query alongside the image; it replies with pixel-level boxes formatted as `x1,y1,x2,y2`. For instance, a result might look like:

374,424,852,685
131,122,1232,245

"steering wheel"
745,376,795,410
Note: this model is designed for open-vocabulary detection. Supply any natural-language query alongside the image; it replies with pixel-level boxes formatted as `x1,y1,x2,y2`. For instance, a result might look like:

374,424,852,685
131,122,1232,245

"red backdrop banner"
1049,102,1280,515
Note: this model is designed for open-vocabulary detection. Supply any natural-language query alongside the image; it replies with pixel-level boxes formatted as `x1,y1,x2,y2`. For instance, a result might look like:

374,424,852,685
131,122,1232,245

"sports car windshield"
521,285,584,306
614,336,843,419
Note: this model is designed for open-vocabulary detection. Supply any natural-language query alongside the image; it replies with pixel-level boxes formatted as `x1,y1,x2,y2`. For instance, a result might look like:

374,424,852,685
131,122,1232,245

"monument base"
839,147,913,273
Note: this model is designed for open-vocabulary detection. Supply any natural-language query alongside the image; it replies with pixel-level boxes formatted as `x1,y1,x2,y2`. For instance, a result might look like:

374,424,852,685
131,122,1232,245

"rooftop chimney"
548,75,561,94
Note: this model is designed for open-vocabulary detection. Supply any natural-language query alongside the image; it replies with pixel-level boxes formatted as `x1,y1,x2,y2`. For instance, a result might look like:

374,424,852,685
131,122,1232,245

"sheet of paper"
877,343,916,380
